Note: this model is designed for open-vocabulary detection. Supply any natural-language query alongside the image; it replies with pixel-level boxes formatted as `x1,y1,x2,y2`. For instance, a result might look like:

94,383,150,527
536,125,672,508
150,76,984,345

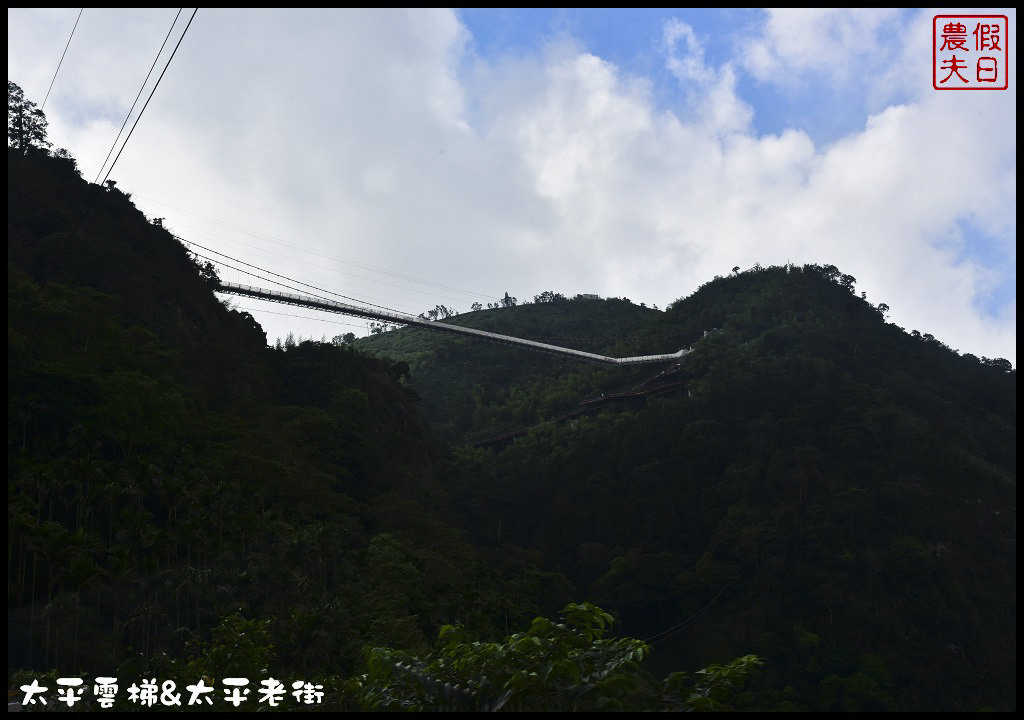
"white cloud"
740,8,902,87
663,19,712,84
663,18,753,135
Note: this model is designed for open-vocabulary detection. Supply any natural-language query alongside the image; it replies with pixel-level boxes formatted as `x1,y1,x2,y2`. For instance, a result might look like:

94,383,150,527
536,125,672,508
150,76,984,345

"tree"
534,291,567,304
419,305,457,321
490,292,517,309
352,602,762,712
369,321,397,334
8,81,52,154
181,611,276,682
981,357,1013,373
193,257,220,289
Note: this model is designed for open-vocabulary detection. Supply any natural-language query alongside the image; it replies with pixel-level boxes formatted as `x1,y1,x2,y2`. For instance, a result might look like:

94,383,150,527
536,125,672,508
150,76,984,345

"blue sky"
462,7,1016,331
7,8,1017,363
462,9,899,143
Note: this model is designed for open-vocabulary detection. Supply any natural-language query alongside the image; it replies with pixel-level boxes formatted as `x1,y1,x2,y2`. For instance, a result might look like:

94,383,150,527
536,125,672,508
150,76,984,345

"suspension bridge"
216,282,693,366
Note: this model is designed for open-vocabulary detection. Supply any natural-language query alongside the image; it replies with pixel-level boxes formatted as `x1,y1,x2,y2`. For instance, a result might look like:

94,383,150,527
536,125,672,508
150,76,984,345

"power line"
99,7,197,189
92,8,183,185
47,9,198,277
41,8,83,110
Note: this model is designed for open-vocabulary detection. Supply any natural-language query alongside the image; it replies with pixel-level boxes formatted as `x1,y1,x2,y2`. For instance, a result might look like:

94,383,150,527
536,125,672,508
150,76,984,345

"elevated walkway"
217,283,692,366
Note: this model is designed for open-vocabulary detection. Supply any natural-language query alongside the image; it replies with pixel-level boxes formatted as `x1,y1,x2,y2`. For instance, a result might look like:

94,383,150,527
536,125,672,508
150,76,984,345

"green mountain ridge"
8,89,1016,711
8,143,534,691
356,250,1016,712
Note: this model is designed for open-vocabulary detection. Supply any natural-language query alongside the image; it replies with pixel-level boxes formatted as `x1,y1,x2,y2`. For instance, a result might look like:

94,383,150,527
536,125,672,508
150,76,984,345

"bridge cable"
189,250,357,308
182,238,411,316
137,194,496,300
230,306,368,331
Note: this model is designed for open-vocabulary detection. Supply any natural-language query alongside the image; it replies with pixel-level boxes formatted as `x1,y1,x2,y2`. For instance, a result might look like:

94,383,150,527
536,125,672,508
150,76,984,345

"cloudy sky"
8,8,1017,364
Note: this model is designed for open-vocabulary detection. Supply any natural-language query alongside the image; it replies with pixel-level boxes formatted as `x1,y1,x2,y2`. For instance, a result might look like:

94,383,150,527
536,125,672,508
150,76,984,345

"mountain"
357,294,690,445
8,143,551,691
358,264,1016,711
8,106,1016,710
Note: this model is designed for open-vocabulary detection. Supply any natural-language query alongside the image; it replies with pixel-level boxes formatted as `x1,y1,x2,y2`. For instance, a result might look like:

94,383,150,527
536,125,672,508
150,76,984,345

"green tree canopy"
8,81,51,153
352,601,762,712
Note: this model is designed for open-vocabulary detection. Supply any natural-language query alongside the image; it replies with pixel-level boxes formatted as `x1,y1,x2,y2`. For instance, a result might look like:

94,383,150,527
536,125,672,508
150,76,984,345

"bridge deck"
217,283,691,366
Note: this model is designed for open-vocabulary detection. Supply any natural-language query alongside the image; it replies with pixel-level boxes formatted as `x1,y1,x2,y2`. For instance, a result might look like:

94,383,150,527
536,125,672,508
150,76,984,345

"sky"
7,8,1017,365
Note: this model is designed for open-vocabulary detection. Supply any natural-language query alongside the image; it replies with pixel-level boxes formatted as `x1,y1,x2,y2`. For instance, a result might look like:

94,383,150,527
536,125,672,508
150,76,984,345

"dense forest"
358,261,1017,712
7,82,1016,711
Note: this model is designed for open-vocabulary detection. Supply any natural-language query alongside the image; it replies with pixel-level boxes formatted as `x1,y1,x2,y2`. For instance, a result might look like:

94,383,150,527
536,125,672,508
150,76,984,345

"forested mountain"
8,113,555,702
8,81,1016,712
358,264,1016,711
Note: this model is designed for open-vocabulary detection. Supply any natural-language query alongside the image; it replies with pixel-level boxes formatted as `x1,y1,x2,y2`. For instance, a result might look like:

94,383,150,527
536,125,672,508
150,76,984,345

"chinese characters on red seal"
933,15,1009,90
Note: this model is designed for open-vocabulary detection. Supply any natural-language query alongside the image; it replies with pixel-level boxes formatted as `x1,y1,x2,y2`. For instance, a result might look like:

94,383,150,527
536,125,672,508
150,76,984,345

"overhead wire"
47,8,198,275
41,8,83,110
35,8,670,346
97,8,197,189
92,8,183,185
28,10,542,338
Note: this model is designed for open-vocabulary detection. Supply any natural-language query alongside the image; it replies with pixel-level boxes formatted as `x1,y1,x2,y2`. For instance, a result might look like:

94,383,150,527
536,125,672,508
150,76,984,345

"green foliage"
534,290,567,304
489,291,517,309
8,81,51,153
661,654,765,711
369,263,1014,711
356,294,675,444
353,602,761,712
181,611,276,682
